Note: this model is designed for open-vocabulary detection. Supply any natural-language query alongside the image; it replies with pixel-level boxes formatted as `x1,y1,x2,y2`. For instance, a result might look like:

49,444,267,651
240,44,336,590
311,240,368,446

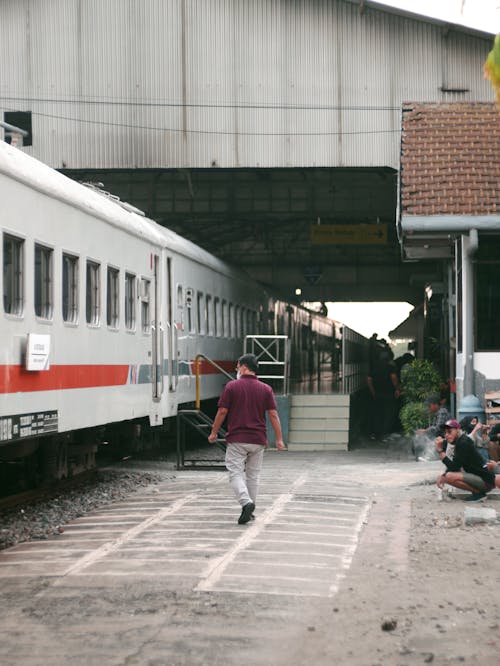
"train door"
151,254,163,402
165,256,178,392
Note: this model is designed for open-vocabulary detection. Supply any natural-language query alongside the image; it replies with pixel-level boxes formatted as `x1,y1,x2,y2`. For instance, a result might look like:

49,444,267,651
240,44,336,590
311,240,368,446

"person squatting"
208,353,286,524
436,419,500,502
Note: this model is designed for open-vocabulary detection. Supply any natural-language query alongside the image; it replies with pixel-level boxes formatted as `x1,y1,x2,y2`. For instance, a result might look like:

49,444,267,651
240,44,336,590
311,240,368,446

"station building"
1,0,499,431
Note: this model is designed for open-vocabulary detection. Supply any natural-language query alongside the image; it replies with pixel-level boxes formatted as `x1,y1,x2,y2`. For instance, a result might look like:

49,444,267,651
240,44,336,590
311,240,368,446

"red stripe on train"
190,360,235,375
0,365,129,393
0,360,235,393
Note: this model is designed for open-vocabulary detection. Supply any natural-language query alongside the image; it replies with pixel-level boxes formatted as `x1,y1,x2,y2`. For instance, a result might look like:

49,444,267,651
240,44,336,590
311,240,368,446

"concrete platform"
0,444,498,665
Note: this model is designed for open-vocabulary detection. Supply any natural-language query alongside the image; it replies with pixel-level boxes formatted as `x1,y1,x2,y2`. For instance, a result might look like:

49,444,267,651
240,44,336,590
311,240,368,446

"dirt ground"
1,444,500,666
277,468,500,665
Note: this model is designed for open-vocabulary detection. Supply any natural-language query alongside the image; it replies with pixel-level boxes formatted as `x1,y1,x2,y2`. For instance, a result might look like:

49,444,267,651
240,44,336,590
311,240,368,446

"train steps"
287,394,350,452
176,409,226,470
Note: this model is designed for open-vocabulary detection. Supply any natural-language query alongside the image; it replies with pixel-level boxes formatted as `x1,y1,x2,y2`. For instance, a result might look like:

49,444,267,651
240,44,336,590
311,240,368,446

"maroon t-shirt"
217,374,277,446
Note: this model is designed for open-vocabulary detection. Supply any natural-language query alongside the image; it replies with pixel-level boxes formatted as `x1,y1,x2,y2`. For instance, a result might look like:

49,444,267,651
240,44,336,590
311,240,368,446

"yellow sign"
310,224,387,245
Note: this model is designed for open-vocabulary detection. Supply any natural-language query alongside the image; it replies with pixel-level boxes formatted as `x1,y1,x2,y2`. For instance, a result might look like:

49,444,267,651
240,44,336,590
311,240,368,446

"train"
0,140,349,487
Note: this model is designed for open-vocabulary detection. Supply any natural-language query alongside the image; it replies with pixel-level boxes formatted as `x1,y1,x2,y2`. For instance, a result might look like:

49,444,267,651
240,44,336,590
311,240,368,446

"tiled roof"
400,103,500,216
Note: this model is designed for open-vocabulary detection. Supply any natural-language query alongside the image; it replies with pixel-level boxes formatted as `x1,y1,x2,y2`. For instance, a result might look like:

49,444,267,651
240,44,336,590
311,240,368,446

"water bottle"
436,487,444,501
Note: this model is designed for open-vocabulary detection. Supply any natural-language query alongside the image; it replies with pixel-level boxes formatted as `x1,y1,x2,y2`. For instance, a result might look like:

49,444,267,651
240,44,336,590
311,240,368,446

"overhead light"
295,288,302,296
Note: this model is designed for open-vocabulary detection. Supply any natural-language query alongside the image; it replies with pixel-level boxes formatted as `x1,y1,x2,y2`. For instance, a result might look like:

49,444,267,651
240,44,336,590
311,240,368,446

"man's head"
459,415,478,434
425,394,441,414
237,353,259,375
443,419,461,443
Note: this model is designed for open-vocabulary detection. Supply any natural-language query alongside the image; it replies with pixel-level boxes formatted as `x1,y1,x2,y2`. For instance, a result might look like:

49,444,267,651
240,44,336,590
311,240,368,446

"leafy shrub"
400,359,441,403
399,401,429,436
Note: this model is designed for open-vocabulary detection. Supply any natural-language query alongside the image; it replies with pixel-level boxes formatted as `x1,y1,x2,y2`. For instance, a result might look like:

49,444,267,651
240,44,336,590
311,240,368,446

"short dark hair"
238,353,259,373
425,394,441,406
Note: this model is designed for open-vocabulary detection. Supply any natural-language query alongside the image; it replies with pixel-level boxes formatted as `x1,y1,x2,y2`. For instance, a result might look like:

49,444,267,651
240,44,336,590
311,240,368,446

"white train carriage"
0,141,263,480
1,141,348,485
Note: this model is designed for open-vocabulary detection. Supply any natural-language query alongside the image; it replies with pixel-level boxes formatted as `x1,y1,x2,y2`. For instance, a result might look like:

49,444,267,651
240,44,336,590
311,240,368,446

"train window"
3,234,24,315
86,260,101,325
248,309,255,334
62,253,79,323
140,278,150,333
235,305,240,337
206,294,213,336
197,291,205,335
241,307,246,336
106,266,119,328
175,285,184,330
222,299,228,337
214,297,221,337
228,303,234,338
185,288,194,333
34,244,53,319
125,273,136,330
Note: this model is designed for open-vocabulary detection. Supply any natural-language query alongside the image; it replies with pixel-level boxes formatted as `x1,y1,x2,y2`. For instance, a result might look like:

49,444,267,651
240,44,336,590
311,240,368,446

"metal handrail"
194,353,235,409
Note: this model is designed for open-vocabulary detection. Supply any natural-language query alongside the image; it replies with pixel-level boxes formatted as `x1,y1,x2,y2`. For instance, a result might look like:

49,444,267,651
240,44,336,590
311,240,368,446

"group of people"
416,395,500,501
434,417,500,502
366,334,413,440
208,350,500,521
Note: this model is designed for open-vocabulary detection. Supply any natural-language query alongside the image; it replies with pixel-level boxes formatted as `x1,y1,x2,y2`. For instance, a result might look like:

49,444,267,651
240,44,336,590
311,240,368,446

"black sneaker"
238,502,255,524
463,492,487,502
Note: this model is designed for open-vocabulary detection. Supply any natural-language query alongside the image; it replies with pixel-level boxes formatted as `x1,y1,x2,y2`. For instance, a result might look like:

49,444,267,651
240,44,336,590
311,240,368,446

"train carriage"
0,141,350,485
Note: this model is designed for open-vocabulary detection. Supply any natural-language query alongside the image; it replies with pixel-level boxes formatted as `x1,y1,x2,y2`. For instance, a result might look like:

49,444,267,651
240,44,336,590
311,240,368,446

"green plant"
400,359,441,403
399,401,429,436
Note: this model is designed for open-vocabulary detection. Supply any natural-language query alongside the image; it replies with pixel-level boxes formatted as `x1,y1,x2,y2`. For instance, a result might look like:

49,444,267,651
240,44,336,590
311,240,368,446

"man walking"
208,353,286,524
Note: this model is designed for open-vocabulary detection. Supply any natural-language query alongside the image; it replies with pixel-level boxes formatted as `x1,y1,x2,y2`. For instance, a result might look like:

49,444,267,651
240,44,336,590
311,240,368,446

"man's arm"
390,371,400,398
436,438,457,471
268,409,286,450
208,407,228,443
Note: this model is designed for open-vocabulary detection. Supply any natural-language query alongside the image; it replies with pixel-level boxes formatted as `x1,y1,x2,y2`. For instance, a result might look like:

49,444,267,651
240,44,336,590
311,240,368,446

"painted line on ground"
59,492,199,578
194,472,309,592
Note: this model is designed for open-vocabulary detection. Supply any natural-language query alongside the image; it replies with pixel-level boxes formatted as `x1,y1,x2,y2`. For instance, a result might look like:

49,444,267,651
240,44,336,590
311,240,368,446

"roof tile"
401,103,500,216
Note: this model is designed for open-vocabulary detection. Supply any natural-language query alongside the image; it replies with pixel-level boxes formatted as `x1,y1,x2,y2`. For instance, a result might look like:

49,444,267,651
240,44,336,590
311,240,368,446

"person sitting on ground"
459,414,478,435
460,415,490,463
488,423,500,461
414,394,451,460
417,394,451,439
436,419,497,502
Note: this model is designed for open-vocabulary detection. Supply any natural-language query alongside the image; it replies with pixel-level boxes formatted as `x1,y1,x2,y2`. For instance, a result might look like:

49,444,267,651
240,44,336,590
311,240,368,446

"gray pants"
225,442,265,507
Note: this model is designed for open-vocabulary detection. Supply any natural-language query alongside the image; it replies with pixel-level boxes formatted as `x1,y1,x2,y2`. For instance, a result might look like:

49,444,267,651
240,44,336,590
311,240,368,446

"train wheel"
40,440,68,482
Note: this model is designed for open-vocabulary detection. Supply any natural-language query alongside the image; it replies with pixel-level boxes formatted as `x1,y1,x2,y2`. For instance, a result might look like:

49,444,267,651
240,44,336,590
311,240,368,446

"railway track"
0,470,98,512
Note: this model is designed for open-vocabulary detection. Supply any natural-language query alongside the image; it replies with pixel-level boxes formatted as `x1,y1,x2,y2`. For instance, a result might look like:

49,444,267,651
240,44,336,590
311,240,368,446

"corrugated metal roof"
0,0,495,169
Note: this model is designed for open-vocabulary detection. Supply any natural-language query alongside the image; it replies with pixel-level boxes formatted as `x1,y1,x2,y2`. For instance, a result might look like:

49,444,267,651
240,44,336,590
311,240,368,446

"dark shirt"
443,433,495,485
217,374,277,446
369,360,398,397
489,423,500,442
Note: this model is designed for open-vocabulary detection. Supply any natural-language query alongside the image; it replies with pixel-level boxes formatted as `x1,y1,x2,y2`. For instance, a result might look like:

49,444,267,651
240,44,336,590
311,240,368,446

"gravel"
0,467,168,551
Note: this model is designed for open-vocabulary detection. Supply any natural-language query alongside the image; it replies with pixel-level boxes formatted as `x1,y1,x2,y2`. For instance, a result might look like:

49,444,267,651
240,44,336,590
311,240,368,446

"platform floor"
0,447,498,665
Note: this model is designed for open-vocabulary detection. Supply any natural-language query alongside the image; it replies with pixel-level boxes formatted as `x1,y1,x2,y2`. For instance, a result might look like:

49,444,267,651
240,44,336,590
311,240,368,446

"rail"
194,353,235,409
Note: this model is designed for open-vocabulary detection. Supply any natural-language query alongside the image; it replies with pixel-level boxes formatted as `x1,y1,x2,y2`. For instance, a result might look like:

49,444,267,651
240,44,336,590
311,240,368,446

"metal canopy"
400,215,500,260
62,166,439,305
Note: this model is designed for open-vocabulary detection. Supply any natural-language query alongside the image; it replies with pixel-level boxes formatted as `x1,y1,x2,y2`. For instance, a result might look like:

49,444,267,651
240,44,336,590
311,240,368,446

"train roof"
0,141,249,281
